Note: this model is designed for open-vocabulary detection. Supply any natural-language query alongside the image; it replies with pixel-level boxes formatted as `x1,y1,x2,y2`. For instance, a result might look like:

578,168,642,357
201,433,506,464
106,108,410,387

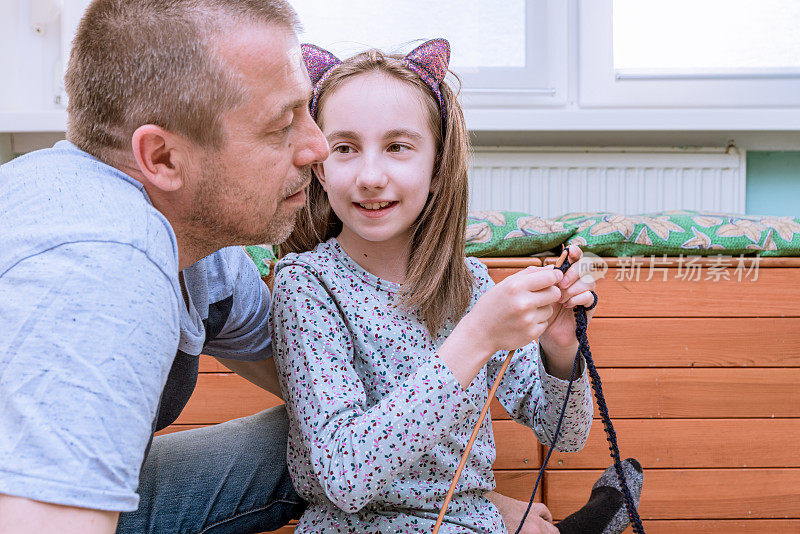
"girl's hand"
442,266,564,390
464,266,564,356
539,246,597,367
486,491,558,534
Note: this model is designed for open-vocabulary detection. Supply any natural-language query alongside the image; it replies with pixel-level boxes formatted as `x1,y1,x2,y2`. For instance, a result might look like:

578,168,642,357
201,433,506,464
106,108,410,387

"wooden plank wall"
158,257,800,533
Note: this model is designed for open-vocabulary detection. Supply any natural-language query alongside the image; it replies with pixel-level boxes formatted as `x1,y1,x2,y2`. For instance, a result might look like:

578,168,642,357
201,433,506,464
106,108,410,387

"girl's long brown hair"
281,48,473,335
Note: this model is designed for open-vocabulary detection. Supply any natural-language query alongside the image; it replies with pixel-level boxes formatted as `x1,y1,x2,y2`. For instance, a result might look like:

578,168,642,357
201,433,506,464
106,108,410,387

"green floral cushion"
556,210,800,256
465,211,577,257
243,244,277,277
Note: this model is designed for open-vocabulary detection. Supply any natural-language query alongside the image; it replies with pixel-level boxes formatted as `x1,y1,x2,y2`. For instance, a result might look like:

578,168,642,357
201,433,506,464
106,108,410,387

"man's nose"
295,115,329,167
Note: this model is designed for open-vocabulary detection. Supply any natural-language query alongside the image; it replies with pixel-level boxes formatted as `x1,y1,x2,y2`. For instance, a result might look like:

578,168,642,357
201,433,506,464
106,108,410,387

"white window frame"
579,0,800,109
458,0,568,109
4,0,800,134
290,0,568,109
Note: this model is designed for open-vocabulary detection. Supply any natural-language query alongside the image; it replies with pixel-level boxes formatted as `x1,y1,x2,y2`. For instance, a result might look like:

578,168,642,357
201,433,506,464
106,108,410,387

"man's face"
188,24,329,247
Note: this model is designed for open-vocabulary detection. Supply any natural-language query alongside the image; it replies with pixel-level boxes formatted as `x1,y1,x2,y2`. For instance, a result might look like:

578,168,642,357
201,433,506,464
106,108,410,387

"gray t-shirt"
0,141,272,511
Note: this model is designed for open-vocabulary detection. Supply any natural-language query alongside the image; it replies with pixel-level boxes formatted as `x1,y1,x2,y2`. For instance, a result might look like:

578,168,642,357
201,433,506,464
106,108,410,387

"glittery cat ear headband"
301,38,451,125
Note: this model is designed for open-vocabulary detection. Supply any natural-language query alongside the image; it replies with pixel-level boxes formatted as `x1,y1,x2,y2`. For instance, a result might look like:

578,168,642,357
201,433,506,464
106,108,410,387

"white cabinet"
0,0,91,132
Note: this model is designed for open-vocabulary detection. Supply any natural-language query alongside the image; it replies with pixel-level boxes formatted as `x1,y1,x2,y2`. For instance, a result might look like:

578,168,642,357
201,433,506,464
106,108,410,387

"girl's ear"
429,163,440,195
312,162,327,190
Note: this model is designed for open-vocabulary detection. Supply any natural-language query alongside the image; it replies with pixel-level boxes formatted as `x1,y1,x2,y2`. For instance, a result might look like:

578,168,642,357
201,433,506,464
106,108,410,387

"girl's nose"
355,158,388,189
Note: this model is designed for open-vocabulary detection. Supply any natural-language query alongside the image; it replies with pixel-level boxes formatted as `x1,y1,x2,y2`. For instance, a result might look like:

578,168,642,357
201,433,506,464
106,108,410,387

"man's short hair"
65,0,300,165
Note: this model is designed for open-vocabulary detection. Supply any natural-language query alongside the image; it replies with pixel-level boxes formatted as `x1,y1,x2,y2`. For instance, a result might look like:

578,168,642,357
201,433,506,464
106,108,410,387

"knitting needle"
433,249,570,533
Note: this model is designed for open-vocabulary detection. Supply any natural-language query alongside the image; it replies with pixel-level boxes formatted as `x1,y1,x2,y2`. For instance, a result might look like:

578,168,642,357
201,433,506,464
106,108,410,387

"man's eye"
266,123,291,138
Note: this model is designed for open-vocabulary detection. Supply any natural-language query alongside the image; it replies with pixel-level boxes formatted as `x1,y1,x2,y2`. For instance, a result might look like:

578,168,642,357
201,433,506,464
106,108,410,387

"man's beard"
186,158,310,249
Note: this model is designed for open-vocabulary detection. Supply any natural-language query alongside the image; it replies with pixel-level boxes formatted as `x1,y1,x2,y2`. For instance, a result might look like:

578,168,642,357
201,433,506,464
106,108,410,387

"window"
580,0,800,108
4,0,800,133
290,0,567,108
614,0,800,77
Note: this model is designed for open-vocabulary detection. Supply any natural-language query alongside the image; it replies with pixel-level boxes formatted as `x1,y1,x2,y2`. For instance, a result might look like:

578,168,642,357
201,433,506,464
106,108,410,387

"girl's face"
314,71,437,251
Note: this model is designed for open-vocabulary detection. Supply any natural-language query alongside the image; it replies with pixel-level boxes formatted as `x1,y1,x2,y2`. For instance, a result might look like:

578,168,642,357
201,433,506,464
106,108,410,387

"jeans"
117,405,306,534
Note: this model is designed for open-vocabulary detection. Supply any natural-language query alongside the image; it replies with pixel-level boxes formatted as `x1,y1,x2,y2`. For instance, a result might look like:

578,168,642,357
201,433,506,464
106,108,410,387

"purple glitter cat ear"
301,43,342,118
404,38,450,83
403,38,450,119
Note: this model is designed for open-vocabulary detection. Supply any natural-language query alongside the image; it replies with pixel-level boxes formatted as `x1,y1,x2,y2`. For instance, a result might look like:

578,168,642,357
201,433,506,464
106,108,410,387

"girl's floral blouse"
270,238,593,533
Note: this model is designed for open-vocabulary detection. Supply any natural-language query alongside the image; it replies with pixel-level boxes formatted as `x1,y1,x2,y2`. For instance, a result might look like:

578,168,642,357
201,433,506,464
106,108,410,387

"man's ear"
312,162,327,190
130,125,191,192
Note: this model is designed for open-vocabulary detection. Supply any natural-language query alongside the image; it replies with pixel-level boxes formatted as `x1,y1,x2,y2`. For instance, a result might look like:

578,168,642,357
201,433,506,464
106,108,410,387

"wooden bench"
158,256,800,533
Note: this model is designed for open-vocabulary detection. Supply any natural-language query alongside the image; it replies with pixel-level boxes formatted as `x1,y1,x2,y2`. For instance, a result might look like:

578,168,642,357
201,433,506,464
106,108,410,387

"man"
1,1,327,532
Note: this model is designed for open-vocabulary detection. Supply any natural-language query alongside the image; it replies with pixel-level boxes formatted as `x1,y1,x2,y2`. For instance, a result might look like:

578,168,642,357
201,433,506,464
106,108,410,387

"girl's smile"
353,200,399,218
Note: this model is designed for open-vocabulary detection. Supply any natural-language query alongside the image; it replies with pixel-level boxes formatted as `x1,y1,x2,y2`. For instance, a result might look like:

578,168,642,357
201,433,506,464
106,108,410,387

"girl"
271,39,608,533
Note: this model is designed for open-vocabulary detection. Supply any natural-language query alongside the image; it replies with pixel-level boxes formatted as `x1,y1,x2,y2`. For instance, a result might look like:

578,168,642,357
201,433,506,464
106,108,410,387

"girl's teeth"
360,201,392,210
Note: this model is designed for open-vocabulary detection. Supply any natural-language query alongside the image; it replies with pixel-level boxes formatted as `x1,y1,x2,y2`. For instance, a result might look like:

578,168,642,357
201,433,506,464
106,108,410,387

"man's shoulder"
188,246,261,304
0,142,178,276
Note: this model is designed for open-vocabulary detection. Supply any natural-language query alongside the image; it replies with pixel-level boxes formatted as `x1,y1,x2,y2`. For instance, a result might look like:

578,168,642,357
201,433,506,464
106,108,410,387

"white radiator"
468,147,746,217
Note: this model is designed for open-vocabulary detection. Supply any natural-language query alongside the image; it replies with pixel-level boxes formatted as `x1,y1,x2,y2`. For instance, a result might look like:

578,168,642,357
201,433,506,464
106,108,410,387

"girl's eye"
333,145,353,154
388,143,409,153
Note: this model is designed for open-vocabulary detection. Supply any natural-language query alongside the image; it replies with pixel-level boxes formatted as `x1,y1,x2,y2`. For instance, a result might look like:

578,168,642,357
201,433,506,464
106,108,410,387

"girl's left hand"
538,245,597,360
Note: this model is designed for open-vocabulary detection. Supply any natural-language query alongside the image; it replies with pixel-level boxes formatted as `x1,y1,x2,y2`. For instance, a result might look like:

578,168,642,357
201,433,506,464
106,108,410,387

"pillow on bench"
243,244,277,277
244,210,800,274
465,211,577,257
556,210,800,257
